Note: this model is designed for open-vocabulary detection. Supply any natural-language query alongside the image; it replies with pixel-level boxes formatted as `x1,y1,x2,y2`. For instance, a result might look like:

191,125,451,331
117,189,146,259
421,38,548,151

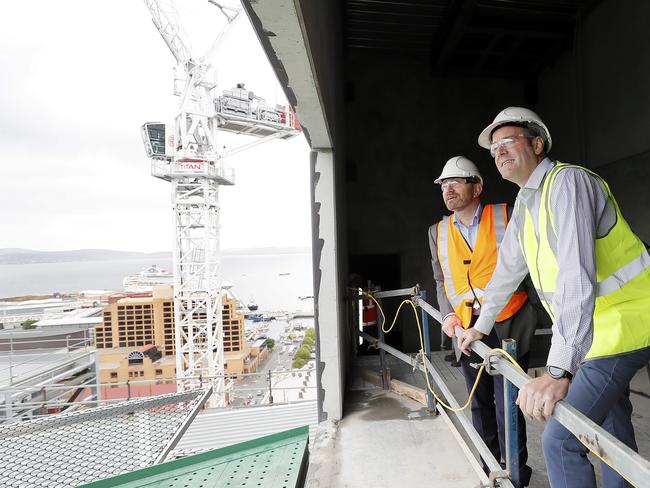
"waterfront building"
94,285,267,398
0,297,85,329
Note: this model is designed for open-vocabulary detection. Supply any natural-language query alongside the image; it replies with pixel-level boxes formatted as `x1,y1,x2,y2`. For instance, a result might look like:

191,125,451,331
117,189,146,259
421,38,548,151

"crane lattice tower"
142,0,300,407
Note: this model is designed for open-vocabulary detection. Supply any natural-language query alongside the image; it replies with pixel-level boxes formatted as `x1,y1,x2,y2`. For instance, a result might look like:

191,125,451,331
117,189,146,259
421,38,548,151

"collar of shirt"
523,157,554,190
453,202,482,229
453,203,482,248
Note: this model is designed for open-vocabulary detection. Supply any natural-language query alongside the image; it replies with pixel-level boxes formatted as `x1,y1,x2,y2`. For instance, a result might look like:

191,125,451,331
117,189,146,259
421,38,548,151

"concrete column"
311,148,344,421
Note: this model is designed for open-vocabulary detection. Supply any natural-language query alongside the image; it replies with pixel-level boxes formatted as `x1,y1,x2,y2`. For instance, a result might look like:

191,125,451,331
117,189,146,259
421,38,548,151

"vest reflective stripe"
519,162,650,359
516,202,556,309
437,204,528,328
437,219,457,298
597,250,650,296
533,289,553,303
532,252,650,300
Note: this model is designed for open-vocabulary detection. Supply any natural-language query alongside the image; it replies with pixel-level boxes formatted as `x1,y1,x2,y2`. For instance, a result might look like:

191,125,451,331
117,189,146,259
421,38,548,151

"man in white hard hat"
459,107,650,487
428,156,536,486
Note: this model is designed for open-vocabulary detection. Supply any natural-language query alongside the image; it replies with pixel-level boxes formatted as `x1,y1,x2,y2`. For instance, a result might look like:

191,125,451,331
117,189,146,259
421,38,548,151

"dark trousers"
542,347,650,487
460,327,530,484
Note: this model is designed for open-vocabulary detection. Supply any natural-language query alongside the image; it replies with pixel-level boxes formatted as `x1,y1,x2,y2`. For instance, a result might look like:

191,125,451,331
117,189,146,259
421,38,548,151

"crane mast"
141,0,300,407
143,0,239,406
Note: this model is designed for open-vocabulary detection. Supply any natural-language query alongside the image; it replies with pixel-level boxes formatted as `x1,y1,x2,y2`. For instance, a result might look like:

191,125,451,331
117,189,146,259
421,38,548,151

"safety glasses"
489,134,533,157
440,180,470,192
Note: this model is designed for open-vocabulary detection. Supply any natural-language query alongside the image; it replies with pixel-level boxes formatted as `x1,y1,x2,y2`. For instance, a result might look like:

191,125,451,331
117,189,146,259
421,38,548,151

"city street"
230,318,312,407
230,347,290,406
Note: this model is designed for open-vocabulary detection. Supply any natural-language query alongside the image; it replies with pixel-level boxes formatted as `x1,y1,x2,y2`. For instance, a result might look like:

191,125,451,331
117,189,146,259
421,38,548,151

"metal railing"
0,335,94,386
355,285,650,488
0,367,317,423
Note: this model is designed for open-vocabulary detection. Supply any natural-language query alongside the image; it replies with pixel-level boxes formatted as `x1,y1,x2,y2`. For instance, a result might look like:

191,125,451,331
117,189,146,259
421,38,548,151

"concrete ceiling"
343,0,603,78
242,1,332,149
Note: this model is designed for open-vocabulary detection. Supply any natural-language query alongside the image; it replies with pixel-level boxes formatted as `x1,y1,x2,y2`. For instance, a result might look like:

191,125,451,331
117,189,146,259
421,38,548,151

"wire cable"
358,290,480,411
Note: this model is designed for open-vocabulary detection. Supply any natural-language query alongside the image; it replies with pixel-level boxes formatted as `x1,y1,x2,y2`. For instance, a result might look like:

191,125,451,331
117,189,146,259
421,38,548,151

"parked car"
256,389,263,396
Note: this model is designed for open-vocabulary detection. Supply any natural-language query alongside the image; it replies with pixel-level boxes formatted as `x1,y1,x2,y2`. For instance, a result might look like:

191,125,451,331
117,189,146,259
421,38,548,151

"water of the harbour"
0,252,313,313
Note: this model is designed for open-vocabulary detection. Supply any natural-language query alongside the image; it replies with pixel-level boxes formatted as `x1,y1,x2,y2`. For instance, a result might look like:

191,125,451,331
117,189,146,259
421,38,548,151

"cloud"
0,1,311,252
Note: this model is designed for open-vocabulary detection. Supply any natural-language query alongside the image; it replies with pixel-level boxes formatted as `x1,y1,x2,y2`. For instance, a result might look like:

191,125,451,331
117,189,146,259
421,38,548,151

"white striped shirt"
474,158,612,374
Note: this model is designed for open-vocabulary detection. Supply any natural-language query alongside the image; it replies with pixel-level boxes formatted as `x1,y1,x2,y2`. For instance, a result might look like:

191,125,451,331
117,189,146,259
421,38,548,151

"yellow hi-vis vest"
437,204,528,329
517,162,650,359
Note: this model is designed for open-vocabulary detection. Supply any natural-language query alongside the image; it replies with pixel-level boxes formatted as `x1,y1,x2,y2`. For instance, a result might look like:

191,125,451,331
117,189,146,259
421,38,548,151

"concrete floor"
305,351,650,488
305,365,485,488
363,351,650,488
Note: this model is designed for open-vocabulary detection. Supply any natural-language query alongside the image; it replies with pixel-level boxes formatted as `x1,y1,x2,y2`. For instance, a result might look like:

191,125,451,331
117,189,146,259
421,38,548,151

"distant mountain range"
0,249,171,265
0,247,310,264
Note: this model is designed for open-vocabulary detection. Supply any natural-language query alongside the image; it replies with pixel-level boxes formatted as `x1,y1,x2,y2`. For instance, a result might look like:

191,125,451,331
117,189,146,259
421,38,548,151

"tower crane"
140,0,300,406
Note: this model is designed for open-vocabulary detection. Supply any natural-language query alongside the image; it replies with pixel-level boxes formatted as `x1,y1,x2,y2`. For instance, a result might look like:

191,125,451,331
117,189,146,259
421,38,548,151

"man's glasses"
489,134,533,157
440,180,470,192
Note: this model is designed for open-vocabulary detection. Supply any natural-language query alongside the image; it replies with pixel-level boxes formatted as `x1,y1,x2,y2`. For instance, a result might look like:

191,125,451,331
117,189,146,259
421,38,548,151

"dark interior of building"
245,0,650,420
340,0,649,353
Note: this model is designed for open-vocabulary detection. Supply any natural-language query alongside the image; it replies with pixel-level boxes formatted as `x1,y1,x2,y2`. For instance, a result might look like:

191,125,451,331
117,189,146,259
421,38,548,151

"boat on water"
251,314,273,323
123,265,173,292
247,298,258,311
293,295,315,318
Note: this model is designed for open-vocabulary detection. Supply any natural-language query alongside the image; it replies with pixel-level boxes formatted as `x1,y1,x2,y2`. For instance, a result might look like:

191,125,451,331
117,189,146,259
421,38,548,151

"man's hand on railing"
516,375,570,422
441,314,461,338
458,327,484,356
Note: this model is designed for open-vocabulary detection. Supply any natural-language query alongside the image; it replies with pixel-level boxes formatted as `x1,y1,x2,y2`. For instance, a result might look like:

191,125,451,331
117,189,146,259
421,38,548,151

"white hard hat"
478,106,552,152
434,156,482,184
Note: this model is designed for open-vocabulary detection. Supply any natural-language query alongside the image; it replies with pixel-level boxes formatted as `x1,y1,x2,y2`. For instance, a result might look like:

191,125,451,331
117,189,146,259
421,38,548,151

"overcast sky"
0,1,312,253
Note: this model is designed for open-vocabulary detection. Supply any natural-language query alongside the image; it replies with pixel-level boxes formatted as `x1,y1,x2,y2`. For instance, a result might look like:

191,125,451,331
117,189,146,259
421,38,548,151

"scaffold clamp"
470,350,499,375
475,469,511,488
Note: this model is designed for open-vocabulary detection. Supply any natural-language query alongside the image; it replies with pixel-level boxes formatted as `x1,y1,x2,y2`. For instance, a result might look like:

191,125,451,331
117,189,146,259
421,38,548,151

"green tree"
295,348,310,361
305,328,315,340
293,357,306,369
21,319,38,330
265,338,275,350
302,336,314,347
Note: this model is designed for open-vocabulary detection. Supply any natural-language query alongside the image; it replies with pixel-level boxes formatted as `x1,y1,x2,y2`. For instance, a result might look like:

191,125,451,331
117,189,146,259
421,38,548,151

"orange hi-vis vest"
436,204,528,328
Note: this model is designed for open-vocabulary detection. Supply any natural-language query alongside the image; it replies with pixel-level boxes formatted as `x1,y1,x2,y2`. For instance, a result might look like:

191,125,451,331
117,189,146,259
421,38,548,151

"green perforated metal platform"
81,426,309,488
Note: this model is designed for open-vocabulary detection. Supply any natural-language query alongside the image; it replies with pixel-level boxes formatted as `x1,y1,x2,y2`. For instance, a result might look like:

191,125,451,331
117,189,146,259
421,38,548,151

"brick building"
95,286,267,399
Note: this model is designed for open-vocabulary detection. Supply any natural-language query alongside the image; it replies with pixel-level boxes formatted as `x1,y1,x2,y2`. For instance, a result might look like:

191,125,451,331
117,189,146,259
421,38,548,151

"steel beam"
502,339,520,487
372,287,419,299
420,291,435,412
471,340,650,487
369,289,650,486
412,295,442,324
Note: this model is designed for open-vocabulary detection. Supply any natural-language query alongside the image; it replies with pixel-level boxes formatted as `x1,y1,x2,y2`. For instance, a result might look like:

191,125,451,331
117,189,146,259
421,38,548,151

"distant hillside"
0,248,35,255
0,249,171,265
0,247,311,264
222,247,311,256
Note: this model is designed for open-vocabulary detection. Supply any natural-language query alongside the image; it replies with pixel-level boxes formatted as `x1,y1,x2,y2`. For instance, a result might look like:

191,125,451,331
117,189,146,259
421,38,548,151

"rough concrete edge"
240,0,312,147
304,419,340,488
310,150,325,423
